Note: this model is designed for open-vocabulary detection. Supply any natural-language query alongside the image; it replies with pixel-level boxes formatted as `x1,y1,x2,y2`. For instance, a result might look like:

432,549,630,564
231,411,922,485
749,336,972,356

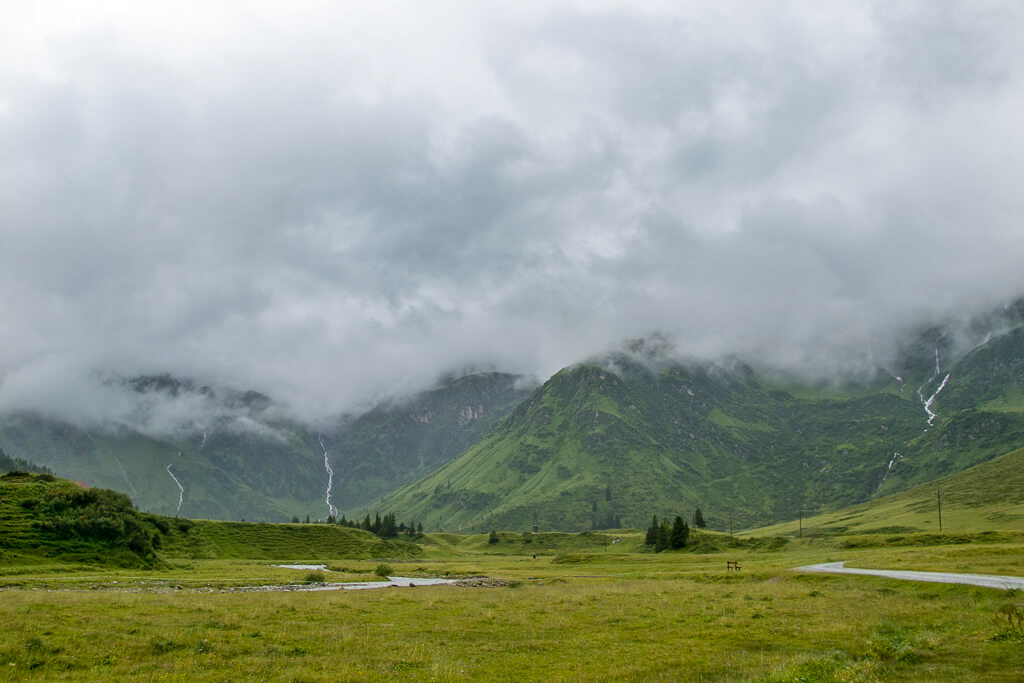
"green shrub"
374,563,393,578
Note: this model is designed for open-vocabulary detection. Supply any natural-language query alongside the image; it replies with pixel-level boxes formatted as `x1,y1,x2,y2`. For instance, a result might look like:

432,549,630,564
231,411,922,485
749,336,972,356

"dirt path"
796,561,1024,590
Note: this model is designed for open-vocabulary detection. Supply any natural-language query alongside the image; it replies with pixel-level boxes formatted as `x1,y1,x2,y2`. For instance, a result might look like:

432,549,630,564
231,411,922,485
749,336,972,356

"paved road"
796,561,1024,590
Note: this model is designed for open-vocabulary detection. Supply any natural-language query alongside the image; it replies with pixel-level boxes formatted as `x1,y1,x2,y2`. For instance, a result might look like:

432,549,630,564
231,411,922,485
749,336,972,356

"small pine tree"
488,530,499,544
291,515,300,523
693,507,706,529
655,520,671,552
304,514,310,524
645,515,659,546
416,521,424,535
670,515,689,549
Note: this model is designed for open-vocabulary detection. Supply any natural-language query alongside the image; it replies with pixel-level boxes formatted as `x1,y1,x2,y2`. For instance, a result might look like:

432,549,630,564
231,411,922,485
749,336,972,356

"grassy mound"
157,519,422,560
0,472,165,567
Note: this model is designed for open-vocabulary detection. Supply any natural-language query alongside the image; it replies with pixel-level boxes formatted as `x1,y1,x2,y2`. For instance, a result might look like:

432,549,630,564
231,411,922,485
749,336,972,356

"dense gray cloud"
2,1,1024,426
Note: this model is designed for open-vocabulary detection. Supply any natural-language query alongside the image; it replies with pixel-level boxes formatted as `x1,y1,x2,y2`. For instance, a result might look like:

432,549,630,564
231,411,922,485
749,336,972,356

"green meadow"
3,537,1024,681
2,463,1024,681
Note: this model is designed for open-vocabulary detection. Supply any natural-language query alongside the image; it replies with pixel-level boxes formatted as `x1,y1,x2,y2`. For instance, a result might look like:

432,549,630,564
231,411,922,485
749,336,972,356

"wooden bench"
726,560,741,571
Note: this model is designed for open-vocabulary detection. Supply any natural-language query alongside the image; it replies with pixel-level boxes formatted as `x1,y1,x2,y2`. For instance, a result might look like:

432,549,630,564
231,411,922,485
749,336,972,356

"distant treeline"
291,511,423,539
0,447,53,476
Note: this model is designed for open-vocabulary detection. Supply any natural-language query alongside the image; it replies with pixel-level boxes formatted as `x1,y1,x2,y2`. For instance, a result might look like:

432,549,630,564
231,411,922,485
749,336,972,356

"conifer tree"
645,515,659,546
670,515,689,549
693,507,706,529
655,520,671,552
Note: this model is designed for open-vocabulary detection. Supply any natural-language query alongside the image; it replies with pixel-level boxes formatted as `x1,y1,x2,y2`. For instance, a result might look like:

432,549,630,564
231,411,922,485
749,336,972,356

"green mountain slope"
330,372,532,513
0,372,530,523
359,358,919,532
750,446,1024,536
364,328,1024,533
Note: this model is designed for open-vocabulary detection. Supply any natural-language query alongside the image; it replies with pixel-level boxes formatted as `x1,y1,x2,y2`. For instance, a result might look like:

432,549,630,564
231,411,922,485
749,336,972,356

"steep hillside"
360,357,922,532
364,328,1024,533
329,372,532,513
750,446,1024,536
0,411,327,522
0,372,530,522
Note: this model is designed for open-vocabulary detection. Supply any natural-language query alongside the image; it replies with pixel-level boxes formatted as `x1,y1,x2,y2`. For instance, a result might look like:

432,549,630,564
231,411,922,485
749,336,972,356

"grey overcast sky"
2,1,1024,423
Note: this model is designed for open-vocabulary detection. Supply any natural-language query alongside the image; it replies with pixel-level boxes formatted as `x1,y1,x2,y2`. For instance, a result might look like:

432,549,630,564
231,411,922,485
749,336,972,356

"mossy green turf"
156,520,421,561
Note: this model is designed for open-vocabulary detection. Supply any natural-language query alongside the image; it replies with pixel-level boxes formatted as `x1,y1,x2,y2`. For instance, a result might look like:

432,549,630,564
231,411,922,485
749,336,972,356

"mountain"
0,372,531,522
4,304,1023,530
328,372,534,513
363,327,1024,533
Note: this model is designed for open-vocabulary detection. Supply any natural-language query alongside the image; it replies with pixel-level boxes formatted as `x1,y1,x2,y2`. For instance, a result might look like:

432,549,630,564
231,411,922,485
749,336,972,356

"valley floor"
2,536,1024,681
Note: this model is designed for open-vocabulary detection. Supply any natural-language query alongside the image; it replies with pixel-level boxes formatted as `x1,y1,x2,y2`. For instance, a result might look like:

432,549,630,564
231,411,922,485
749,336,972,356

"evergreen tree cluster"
644,514,690,552
0,447,53,475
295,510,423,538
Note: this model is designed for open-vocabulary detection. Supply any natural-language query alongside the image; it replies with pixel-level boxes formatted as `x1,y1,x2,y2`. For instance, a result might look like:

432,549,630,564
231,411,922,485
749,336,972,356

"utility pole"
799,508,802,539
937,488,942,532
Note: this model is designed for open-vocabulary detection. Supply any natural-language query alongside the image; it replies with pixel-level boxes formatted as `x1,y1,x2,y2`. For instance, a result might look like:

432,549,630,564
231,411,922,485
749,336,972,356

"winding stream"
270,564,460,591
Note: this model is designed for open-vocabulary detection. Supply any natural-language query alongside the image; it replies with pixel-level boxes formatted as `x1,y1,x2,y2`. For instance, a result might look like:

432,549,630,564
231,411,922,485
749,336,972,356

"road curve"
795,561,1024,591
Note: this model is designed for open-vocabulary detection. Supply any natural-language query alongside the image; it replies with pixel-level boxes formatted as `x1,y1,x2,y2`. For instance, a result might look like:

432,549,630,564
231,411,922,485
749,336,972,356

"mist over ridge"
3,2,1024,428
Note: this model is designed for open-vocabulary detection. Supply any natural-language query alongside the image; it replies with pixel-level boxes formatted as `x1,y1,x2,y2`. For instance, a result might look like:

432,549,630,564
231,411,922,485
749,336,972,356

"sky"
2,1,1024,426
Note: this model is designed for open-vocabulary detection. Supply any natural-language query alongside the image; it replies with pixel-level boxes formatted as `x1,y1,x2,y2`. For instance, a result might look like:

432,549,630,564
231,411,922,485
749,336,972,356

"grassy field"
2,533,1024,681
3,472,1024,680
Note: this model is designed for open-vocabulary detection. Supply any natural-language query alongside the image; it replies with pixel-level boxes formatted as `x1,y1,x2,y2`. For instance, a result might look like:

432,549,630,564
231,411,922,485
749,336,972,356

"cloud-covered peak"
2,1,1024,424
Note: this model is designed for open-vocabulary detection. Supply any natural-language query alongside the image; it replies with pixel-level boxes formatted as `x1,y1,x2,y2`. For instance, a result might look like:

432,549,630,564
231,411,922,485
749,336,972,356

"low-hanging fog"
3,1,1024,430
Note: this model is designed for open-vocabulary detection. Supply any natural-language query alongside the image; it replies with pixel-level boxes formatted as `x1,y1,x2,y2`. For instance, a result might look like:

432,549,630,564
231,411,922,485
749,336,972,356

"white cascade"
915,340,950,430
319,433,338,519
166,462,184,514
